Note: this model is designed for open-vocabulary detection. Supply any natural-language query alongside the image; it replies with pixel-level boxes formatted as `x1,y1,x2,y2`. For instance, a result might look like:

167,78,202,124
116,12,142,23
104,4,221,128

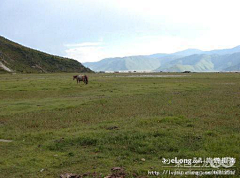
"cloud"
3,0,240,62
64,42,103,48
65,31,240,63
65,42,108,63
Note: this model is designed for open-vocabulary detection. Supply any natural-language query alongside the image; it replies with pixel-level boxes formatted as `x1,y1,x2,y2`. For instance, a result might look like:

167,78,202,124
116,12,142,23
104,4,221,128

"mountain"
0,36,92,73
204,45,240,55
84,54,182,71
155,53,240,72
223,63,240,71
172,49,203,56
172,46,240,56
84,46,240,72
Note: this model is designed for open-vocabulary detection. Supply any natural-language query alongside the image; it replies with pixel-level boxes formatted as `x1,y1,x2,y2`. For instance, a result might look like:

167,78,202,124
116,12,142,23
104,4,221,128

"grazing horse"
73,75,88,84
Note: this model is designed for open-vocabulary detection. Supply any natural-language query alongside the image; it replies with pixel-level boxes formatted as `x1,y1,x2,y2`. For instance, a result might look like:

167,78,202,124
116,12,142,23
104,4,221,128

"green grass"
0,72,239,177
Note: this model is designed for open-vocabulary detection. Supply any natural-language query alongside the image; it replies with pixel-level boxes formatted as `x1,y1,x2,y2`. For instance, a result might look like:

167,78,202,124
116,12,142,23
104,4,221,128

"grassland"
0,72,239,177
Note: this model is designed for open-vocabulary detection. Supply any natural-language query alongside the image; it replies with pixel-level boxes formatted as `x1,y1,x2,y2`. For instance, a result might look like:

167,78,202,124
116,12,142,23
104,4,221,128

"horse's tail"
84,75,88,84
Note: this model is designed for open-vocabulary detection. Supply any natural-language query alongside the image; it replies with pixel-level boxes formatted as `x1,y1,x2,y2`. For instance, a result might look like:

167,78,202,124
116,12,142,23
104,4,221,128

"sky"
1,0,240,63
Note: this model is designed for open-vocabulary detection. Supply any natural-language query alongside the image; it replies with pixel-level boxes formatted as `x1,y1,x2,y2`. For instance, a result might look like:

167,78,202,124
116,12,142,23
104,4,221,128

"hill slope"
0,36,92,73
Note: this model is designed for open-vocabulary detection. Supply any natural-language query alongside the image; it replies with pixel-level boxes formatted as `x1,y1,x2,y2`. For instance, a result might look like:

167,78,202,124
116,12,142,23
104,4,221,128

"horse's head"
73,75,77,80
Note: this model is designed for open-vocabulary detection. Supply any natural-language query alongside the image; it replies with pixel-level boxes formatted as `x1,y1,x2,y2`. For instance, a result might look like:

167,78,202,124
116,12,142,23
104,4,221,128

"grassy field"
0,72,239,177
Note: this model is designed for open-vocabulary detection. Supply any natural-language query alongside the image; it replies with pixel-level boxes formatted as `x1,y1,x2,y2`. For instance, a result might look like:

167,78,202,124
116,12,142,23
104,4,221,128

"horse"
73,75,88,84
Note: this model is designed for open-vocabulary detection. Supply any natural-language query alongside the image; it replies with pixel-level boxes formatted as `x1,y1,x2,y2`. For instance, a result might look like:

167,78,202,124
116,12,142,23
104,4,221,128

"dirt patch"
0,62,12,72
0,139,13,143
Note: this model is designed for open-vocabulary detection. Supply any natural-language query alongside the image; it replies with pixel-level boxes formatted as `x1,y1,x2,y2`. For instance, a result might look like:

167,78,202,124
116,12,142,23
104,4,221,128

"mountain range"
1,35,239,73
84,46,240,72
0,36,92,73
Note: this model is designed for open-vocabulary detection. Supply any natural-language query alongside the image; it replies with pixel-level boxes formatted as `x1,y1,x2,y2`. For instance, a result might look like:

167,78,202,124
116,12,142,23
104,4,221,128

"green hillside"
0,36,92,73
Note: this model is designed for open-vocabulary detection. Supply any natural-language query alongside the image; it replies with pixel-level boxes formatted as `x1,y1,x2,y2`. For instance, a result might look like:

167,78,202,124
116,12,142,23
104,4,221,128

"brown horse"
73,75,88,84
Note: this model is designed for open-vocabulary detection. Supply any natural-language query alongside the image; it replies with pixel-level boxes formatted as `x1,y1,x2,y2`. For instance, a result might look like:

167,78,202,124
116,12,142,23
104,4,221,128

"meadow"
0,72,239,177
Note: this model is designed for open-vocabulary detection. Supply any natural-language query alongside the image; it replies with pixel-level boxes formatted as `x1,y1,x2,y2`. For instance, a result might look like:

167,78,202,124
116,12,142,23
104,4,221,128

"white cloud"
65,42,108,63
64,42,103,47
65,0,240,62
3,0,240,61
65,31,240,63
113,0,240,49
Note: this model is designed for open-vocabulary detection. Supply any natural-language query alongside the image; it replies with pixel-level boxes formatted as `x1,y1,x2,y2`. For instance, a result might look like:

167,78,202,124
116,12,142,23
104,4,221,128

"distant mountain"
84,55,181,71
84,46,240,72
171,46,240,56
204,45,240,55
155,53,240,72
223,63,240,71
155,54,214,72
85,56,153,71
172,49,203,56
0,36,92,73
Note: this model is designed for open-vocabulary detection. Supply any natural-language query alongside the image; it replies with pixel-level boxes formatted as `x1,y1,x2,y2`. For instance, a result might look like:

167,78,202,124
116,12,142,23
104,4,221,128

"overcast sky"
1,0,240,62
